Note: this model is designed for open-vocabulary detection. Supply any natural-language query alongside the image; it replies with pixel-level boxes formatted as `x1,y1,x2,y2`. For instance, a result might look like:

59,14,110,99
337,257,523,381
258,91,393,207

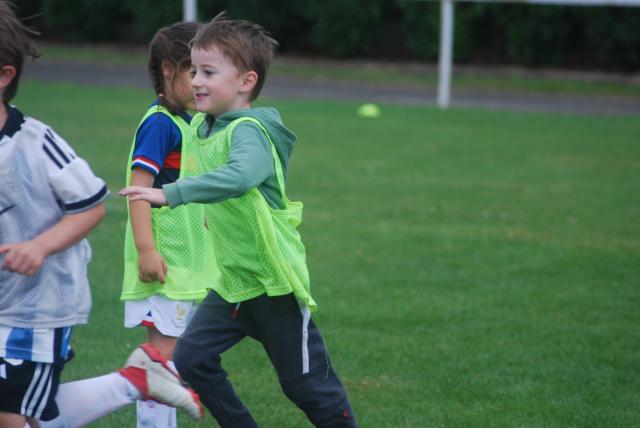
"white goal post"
436,0,640,108
183,0,639,109
183,0,197,22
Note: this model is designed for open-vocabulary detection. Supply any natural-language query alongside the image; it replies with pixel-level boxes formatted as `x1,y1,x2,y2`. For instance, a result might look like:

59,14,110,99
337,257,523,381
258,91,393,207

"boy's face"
190,45,251,116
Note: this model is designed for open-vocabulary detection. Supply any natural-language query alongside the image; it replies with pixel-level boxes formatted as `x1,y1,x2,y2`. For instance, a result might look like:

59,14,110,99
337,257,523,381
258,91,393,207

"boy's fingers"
1,251,15,267
128,194,151,203
119,186,142,196
0,244,12,253
10,256,30,276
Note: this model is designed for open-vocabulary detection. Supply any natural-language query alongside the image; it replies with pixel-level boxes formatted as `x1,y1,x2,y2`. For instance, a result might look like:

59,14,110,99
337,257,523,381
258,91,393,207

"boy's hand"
120,186,168,206
0,241,48,276
138,249,168,284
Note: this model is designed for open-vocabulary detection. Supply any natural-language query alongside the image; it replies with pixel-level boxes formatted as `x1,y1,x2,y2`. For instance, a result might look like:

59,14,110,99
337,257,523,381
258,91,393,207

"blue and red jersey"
130,101,191,188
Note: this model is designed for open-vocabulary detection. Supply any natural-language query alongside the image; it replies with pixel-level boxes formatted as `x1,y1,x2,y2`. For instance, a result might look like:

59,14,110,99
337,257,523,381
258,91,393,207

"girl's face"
168,67,196,111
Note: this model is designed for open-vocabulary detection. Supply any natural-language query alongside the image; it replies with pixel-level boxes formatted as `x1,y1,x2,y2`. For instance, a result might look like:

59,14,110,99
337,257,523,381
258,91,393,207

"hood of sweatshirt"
208,107,296,177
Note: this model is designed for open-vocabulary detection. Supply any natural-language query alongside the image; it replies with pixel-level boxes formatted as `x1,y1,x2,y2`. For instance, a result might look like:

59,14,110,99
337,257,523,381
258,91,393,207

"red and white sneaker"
119,343,204,420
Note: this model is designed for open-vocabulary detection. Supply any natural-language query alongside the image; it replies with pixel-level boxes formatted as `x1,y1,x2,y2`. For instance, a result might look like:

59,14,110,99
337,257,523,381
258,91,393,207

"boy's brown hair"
0,1,39,102
192,13,278,102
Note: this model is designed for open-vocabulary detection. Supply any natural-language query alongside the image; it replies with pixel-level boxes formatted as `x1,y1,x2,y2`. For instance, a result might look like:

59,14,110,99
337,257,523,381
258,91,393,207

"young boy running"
0,3,202,426
121,14,358,428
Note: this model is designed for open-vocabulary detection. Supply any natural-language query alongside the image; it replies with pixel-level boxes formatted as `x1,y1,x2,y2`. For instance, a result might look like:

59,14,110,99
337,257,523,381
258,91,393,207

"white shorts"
124,295,197,338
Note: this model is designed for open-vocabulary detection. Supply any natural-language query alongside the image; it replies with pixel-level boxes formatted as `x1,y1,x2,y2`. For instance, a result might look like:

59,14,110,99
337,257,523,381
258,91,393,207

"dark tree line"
15,0,640,71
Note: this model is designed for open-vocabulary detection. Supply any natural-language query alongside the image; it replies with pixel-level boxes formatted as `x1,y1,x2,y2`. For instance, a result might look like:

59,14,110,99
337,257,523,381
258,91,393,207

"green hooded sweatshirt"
164,107,295,209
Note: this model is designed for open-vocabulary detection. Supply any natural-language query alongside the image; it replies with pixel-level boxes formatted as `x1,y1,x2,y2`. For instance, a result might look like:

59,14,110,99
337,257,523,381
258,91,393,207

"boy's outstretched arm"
120,186,168,206
121,122,274,208
0,203,106,276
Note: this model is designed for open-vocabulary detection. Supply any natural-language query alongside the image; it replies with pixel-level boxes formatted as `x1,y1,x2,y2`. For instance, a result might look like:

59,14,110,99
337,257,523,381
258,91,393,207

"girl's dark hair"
148,21,200,113
0,1,40,103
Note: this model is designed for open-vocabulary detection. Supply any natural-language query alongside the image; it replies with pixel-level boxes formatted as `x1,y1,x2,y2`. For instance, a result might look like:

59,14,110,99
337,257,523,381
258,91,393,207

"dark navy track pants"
174,291,357,428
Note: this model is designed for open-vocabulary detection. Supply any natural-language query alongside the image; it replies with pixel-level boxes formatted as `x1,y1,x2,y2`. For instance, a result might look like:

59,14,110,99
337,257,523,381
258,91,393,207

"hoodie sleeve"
164,122,274,207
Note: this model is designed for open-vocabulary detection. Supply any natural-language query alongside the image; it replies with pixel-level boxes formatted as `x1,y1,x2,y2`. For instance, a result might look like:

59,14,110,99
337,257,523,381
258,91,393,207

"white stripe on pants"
299,304,311,374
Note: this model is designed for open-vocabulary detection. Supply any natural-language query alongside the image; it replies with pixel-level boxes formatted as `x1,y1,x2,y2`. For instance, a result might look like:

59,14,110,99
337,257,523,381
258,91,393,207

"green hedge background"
15,0,640,71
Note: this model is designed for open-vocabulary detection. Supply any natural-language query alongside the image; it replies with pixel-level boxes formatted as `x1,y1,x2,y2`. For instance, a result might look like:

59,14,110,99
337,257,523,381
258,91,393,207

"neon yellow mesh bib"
193,114,316,310
121,106,217,301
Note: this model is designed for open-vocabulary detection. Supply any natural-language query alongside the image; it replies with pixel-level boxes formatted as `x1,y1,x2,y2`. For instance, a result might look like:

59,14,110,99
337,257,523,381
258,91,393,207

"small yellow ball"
357,103,381,118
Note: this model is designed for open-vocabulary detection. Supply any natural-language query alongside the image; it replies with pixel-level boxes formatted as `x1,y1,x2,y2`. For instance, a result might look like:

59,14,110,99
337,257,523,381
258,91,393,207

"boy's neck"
199,104,255,138
216,103,252,118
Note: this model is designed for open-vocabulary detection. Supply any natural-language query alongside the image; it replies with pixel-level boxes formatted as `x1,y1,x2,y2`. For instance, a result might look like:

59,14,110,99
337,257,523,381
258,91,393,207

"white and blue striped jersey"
0,326,72,364
0,105,107,359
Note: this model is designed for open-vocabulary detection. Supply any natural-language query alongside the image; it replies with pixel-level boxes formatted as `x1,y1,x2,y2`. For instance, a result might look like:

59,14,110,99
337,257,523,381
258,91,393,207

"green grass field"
14,80,640,427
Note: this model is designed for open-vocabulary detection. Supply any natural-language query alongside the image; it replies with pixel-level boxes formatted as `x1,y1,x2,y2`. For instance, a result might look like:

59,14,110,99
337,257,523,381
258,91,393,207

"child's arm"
0,203,105,276
129,168,167,283
121,122,273,207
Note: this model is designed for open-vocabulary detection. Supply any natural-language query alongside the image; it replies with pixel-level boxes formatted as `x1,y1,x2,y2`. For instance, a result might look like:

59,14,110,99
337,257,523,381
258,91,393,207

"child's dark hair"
192,13,278,102
148,21,200,113
0,1,40,103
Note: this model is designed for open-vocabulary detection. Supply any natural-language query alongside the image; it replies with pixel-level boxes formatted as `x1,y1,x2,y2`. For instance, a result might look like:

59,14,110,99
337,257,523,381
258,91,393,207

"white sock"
39,372,142,428
137,400,177,428
136,360,177,428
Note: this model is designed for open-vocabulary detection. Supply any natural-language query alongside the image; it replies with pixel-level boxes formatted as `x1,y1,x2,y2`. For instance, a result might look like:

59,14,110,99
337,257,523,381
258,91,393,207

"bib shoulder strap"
139,104,191,135
226,117,287,200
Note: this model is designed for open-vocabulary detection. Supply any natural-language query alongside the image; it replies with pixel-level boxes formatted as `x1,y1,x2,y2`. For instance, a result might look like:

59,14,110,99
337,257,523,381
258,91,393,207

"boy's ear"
240,71,258,94
0,65,17,92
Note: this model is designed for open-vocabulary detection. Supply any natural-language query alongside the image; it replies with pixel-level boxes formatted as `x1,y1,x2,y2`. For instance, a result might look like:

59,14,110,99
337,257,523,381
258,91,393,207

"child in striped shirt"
0,3,202,427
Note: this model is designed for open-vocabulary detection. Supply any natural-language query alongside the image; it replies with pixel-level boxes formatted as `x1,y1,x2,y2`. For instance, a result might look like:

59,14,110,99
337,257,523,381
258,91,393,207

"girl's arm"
0,203,105,276
129,168,168,283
